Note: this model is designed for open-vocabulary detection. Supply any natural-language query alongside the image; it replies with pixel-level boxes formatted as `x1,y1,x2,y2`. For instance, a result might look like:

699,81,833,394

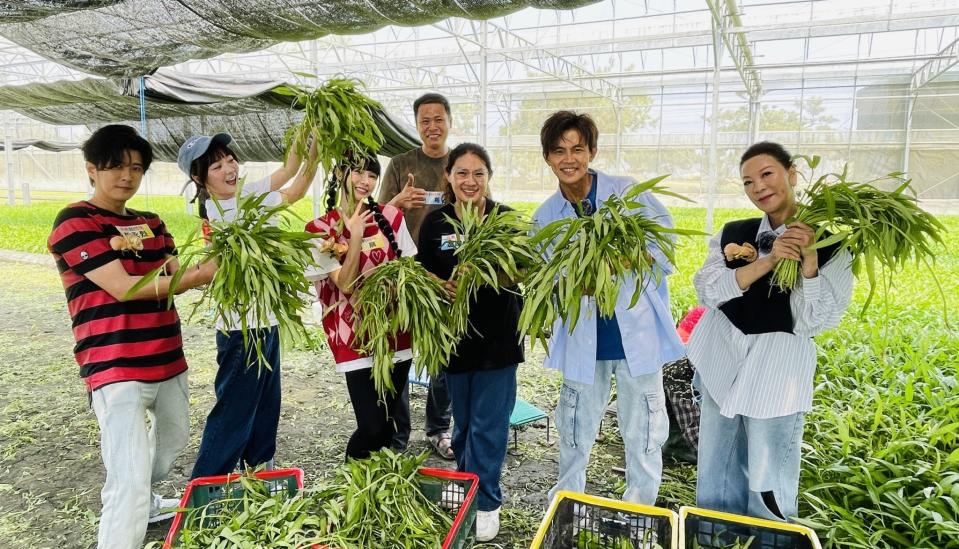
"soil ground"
0,258,695,549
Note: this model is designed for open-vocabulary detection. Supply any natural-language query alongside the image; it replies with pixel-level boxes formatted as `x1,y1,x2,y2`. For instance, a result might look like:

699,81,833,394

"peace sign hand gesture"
342,201,376,243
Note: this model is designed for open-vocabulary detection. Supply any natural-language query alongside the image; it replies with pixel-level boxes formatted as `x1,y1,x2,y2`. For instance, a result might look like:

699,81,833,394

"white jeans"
90,373,189,549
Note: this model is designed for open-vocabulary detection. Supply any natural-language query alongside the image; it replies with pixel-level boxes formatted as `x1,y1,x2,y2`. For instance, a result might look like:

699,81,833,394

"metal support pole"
614,105,623,171
705,19,723,237
505,94,512,198
17,144,27,204
903,92,916,176
798,37,809,146
4,114,14,206
14,117,29,206
846,74,859,160
138,76,150,207
478,21,488,147
655,86,664,173
748,98,760,145
311,40,322,220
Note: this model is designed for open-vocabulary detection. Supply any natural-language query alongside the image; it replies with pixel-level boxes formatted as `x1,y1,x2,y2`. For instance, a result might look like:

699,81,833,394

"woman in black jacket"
416,143,524,542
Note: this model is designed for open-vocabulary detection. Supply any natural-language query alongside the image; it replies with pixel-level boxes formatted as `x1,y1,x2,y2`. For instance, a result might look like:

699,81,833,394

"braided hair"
324,170,340,213
365,195,402,259
329,154,401,258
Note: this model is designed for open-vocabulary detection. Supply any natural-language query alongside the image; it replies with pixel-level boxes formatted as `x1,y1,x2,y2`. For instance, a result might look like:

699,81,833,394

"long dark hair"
190,144,239,220
325,155,400,258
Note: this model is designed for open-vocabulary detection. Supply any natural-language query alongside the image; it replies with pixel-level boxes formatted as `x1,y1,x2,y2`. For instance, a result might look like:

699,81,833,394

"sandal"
428,432,455,460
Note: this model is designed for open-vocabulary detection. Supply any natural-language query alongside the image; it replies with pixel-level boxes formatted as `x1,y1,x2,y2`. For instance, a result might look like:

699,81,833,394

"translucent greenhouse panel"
909,149,959,200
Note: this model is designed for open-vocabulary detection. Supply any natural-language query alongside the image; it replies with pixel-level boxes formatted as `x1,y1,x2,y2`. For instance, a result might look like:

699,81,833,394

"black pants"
392,369,453,448
344,359,411,460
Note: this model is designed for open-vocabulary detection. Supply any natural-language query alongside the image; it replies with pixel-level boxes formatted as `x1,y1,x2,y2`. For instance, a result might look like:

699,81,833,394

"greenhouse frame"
2,0,958,225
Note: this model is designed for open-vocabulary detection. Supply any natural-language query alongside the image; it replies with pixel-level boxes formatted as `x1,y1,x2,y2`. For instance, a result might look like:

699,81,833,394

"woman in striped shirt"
687,141,854,521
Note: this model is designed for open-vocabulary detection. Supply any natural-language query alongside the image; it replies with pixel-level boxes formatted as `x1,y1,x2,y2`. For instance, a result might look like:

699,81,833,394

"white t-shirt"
205,175,281,331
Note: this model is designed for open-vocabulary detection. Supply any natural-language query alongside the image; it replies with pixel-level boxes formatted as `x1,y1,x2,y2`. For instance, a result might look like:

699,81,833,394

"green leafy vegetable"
352,256,457,397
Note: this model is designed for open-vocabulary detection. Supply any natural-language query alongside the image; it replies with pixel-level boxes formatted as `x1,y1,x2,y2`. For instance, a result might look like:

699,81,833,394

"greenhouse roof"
0,0,597,77
2,0,959,201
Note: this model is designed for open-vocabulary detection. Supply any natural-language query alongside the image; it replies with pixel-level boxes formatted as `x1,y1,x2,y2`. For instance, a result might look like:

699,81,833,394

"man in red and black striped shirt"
47,125,216,549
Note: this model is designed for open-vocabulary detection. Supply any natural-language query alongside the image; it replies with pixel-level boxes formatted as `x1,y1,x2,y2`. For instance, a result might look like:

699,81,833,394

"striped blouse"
686,215,855,419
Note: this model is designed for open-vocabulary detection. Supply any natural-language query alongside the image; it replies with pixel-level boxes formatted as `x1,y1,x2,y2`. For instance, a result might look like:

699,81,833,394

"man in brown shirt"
379,93,454,458
378,93,450,242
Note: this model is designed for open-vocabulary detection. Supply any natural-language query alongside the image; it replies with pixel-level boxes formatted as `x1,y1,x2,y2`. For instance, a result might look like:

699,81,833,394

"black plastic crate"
532,490,678,548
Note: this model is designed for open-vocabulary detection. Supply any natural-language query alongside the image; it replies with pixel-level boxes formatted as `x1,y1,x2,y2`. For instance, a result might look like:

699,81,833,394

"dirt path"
0,259,692,549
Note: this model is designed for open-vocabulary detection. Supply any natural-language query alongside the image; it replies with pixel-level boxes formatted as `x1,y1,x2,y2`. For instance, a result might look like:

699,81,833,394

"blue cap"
177,133,232,176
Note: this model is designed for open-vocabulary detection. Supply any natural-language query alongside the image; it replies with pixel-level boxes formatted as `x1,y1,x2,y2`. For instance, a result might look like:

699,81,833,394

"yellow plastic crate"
679,507,822,549
531,491,678,549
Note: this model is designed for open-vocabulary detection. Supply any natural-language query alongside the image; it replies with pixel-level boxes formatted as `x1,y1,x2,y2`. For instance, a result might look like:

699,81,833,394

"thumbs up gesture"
389,173,428,210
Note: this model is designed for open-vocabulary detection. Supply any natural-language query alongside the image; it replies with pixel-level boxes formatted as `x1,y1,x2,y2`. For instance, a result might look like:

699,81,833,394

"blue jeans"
549,361,668,505
695,387,805,521
446,366,518,512
191,327,281,478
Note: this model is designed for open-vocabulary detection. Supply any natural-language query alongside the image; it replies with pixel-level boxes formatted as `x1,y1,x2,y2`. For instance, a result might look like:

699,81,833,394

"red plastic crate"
163,468,304,549
417,467,479,549
163,466,477,549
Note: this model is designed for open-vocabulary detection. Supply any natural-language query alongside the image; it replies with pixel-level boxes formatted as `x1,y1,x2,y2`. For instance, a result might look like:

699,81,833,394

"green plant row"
797,322,959,548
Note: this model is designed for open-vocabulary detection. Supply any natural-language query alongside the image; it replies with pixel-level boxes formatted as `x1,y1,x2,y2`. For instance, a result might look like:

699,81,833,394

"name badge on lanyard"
116,223,155,240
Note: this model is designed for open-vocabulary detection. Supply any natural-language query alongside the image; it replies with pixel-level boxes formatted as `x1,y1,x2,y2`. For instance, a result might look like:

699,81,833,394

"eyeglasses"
452,169,489,182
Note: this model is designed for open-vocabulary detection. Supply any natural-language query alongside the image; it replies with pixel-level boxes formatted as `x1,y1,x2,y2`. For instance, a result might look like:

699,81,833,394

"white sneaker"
148,493,180,523
476,507,500,542
438,484,466,511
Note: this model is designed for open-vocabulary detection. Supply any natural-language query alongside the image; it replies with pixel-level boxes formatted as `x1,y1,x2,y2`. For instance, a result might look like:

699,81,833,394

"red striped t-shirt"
47,201,187,391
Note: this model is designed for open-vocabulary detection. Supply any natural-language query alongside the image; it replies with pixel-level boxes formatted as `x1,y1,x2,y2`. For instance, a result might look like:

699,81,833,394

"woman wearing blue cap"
177,132,318,478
